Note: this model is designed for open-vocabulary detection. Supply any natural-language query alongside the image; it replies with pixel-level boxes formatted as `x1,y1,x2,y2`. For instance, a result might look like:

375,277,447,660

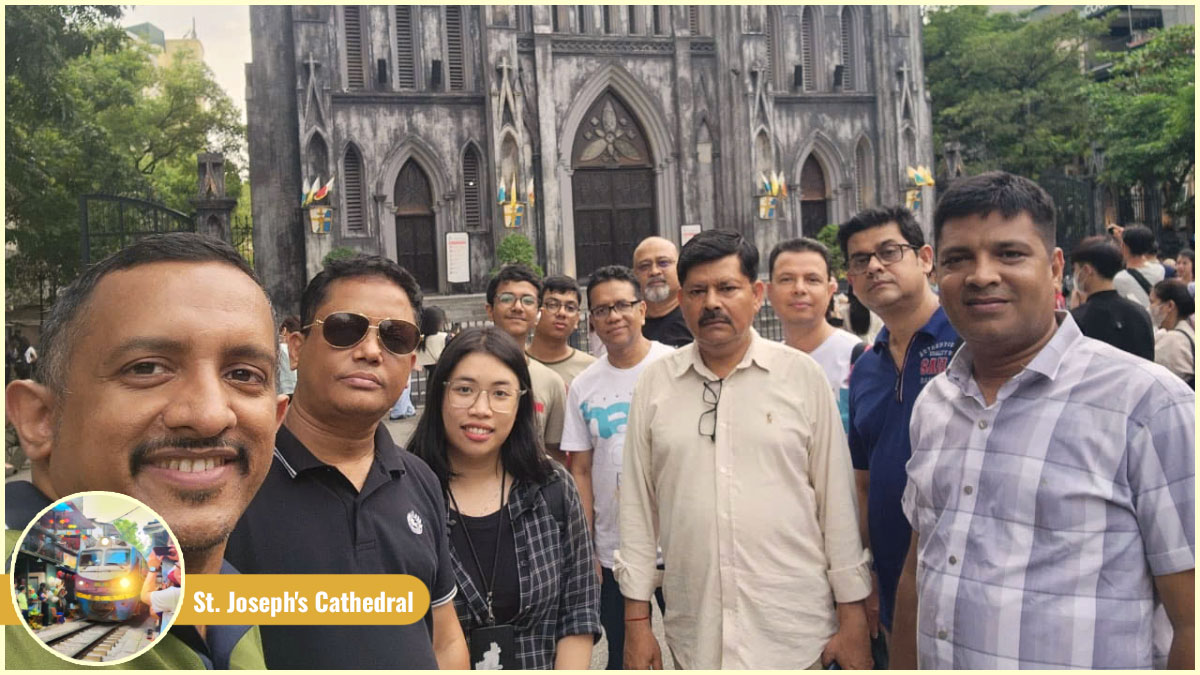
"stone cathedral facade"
247,5,933,312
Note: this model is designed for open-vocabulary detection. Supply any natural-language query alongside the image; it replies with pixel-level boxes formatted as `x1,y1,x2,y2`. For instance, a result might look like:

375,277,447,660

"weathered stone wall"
248,5,934,302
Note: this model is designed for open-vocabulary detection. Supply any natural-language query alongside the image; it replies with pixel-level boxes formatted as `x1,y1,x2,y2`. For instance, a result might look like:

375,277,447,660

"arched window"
688,6,701,35
306,134,329,187
343,6,366,90
343,145,366,233
855,138,875,210
628,6,642,35
652,6,668,35
395,6,417,89
800,7,816,92
445,6,466,91
840,8,860,92
462,145,483,230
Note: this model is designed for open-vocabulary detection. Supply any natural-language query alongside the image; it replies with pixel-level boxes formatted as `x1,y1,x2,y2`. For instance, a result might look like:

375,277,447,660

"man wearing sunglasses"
618,230,871,669
485,264,568,465
5,233,286,668
224,255,469,669
527,274,595,389
835,207,958,656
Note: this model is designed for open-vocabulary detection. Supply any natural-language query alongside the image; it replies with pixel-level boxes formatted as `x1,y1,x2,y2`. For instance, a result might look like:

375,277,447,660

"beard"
644,282,672,304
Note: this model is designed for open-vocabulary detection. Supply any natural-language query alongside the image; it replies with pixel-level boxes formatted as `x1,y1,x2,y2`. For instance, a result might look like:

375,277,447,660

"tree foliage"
924,6,1104,179
493,233,543,277
1087,24,1195,216
110,518,148,554
5,6,244,307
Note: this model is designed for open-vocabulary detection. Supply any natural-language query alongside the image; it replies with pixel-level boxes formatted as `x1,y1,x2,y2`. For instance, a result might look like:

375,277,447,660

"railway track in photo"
44,620,135,662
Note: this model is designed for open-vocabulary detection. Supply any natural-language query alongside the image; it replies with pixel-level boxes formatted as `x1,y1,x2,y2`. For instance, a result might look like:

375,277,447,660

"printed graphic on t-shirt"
580,401,630,440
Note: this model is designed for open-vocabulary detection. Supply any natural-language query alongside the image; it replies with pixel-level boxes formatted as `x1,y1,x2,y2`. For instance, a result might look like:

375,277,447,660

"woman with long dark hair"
408,326,599,670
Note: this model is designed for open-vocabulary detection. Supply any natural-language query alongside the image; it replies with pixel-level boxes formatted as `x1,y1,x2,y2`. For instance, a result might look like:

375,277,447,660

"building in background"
128,19,205,68
247,6,933,314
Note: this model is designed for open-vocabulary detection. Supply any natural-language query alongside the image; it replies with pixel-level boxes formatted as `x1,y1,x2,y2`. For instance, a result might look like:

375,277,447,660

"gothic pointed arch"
557,63,679,276
793,133,847,237
341,142,367,234
800,6,818,92
304,131,330,187
840,6,863,92
765,6,783,91
376,137,453,292
393,159,438,291
460,141,485,231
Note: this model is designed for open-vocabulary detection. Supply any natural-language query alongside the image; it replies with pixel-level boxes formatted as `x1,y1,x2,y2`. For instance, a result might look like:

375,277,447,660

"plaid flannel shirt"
449,466,601,669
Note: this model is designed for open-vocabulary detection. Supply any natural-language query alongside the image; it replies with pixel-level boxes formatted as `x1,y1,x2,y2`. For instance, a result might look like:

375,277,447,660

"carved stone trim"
331,93,486,106
517,37,534,52
689,39,716,55
551,37,674,56
773,94,876,105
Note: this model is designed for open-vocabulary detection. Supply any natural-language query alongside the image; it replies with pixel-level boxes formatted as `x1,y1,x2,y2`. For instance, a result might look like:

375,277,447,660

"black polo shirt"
224,424,457,669
1071,289,1156,361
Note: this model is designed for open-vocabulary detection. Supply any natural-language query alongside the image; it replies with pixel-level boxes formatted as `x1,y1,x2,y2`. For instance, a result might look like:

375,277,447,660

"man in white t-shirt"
561,264,672,669
767,238,864,430
141,551,183,635
1112,225,1166,309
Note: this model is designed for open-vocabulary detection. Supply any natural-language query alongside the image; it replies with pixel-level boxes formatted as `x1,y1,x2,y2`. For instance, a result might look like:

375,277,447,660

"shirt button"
963,486,973,495
937,629,948,640
949,555,958,565
978,419,988,430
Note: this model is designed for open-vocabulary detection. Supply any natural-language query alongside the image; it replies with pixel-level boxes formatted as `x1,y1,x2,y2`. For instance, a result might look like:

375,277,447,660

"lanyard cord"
448,472,507,625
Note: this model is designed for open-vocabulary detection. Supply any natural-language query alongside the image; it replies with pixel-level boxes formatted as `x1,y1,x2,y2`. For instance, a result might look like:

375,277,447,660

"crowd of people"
2,170,1193,670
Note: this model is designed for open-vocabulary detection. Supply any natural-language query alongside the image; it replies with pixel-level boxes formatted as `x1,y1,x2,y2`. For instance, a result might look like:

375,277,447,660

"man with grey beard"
632,236,693,347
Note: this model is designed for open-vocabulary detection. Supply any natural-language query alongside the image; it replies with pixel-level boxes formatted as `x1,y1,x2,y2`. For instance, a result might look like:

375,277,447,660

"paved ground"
7,408,671,669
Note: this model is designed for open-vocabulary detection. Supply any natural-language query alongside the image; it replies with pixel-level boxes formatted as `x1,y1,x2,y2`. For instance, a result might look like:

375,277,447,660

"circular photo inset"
9,491,185,666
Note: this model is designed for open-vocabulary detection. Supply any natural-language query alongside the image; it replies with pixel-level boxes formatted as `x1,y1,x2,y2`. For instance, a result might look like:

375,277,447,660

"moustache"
129,436,251,477
699,309,732,326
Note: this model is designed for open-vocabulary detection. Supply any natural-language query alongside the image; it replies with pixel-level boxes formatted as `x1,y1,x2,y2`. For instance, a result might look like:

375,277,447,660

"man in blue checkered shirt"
892,172,1194,669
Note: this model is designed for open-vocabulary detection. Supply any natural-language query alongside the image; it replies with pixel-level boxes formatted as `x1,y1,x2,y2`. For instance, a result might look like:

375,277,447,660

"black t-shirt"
225,424,457,670
449,509,519,625
642,305,693,347
1071,289,1156,361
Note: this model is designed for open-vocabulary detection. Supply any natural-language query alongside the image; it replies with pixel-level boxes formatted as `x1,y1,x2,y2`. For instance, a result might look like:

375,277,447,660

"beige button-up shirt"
615,331,871,669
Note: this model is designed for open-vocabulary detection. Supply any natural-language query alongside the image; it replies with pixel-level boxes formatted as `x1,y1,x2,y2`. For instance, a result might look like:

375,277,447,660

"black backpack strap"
1126,268,1153,296
1175,327,1194,351
850,341,867,365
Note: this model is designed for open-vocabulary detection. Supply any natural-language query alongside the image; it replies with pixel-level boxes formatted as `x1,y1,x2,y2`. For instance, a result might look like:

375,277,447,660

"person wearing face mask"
1069,236,1155,361
1150,279,1195,386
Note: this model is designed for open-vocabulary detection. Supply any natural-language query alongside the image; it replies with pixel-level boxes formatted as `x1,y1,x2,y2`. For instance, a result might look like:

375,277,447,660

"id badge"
468,624,517,670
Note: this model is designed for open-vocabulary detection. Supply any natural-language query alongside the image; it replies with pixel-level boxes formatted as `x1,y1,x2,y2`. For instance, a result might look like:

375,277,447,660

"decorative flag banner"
313,174,335,202
502,201,525,228
758,195,777,220
904,165,936,212
526,178,535,207
309,206,333,234
778,171,788,198
759,172,772,194
497,181,507,204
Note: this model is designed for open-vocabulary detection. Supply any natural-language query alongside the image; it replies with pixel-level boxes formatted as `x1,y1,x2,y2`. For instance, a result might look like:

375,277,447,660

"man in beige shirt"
616,229,872,669
527,274,596,388
486,264,567,464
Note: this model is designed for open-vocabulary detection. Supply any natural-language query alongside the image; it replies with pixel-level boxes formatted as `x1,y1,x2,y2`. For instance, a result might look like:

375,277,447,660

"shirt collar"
668,329,772,380
946,311,1081,390
274,423,407,479
872,305,951,353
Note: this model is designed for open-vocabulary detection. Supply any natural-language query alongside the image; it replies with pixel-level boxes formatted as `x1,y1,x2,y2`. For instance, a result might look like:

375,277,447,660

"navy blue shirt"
847,306,958,630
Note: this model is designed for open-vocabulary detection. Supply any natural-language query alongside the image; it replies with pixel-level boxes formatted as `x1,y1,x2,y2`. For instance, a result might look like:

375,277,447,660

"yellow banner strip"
1,575,19,624
175,574,431,625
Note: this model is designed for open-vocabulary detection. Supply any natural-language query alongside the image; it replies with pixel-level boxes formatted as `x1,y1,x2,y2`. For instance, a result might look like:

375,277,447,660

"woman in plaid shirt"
410,326,601,669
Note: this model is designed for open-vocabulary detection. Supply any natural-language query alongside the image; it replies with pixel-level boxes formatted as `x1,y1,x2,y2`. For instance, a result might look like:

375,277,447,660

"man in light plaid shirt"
892,172,1194,669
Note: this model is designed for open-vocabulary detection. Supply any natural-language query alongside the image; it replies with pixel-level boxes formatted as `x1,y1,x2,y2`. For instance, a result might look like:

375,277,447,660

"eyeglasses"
303,312,422,355
846,242,920,275
496,292,538,308
635,257,676,274
697,378,723,442
444,380,527,413
541,299,580,315
590,299,642,319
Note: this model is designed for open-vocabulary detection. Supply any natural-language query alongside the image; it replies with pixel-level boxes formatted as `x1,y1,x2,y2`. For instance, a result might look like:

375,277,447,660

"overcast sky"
123,5,252,122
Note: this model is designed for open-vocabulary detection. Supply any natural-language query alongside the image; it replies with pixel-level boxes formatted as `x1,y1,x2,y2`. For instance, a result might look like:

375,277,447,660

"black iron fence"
231,216,254,265
79,193,193,266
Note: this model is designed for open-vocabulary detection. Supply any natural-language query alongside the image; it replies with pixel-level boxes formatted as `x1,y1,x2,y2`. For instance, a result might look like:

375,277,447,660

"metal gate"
1036,172,1098,261
79,194,194,266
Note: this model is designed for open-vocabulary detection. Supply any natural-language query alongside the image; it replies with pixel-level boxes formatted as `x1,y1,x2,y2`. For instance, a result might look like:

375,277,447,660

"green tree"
924,6,1103,179
492,233,543,277
1087,24,1195,217
816,224,846,279
110,519,147,555
6,8,245,308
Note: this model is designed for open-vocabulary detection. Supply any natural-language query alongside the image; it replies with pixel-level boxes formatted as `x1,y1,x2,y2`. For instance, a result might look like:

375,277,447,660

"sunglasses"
304,312,422,355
